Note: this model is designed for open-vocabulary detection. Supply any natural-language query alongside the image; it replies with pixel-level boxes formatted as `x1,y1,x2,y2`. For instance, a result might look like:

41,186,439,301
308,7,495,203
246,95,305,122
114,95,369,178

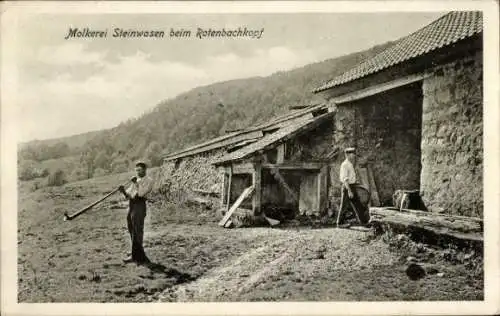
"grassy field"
17,172,483,302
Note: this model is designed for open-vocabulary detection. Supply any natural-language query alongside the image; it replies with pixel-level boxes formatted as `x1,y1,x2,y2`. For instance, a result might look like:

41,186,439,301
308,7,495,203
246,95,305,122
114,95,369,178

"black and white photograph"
1,1,499,315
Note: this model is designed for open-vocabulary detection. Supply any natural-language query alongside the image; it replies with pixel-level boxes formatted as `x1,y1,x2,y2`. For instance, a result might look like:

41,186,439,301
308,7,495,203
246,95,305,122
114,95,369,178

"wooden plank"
276,143,285,163
332,73,429,105
367,166,381,206
262,162,324,170
165,130,264,161
270,168,299,203
232,162,254,175
221,171,228,207
225,166,233,211
252,163,262,216
219,186,255,227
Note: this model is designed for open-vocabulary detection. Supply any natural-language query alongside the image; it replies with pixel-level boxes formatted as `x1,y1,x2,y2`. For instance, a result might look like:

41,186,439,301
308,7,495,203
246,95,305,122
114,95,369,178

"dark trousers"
127,198,149,263
337,184,368,225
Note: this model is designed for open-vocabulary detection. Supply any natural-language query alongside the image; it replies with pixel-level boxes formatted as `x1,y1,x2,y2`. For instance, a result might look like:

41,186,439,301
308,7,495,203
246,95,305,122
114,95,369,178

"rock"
406,263,426,281
426,266,439,275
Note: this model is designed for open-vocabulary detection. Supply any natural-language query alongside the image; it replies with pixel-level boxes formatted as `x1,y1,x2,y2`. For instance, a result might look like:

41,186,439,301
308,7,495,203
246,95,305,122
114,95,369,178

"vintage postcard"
1,1,499,315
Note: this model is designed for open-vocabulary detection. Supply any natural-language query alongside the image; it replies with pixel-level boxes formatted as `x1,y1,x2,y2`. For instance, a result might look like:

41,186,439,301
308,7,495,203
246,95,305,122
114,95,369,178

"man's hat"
344,147,356,153
135,161,147,168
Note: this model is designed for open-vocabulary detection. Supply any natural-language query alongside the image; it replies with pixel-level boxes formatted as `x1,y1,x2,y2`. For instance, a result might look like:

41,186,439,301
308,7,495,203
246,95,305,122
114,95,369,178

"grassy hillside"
18,41,393,183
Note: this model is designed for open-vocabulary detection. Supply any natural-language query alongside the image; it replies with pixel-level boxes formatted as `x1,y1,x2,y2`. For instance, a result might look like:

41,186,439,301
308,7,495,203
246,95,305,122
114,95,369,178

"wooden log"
369,207,483,244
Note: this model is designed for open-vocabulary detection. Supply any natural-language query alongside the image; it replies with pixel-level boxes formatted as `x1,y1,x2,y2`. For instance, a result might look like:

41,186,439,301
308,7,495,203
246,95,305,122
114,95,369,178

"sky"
15,11,445,142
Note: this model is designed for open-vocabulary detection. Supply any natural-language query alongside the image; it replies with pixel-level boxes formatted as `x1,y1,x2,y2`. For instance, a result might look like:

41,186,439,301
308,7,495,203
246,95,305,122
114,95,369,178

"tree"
144,141,163,167
47,169,66,186
94,151,110,171
80,148,96,179
18,160,37,181
51,142,70,158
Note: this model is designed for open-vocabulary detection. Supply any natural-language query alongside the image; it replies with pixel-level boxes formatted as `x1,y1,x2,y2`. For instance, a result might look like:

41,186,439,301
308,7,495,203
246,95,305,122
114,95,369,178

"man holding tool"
119,161,154,264
336,147,366,228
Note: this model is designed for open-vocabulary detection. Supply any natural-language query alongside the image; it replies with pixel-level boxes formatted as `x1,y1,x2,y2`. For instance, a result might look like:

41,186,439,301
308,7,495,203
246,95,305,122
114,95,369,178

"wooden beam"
252,163,262,216
232,162,254,175
225,166,233,211
317,165,329,215
262,155,299,203
331,73,429,105
269,168,299,203
219,186,255,227
221,171,229,207
276,143,285,163
262,162,324,170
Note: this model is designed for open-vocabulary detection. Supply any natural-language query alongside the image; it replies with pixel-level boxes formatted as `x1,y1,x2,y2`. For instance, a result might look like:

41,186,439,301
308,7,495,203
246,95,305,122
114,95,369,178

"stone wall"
350,83,424,205
420,51,483,217
287,117,342,209
289,84,425,211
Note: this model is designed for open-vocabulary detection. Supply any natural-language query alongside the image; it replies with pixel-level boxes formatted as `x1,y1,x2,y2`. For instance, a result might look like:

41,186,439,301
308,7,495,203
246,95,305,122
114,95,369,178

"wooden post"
276,143,285,163
252,163,262,216
221,169,229,207
226,166,233,211
317,165,329,215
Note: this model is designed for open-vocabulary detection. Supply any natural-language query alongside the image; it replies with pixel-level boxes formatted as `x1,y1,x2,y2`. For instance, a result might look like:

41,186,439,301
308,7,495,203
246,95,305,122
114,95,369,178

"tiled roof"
213,110,335,165
314,11,483,93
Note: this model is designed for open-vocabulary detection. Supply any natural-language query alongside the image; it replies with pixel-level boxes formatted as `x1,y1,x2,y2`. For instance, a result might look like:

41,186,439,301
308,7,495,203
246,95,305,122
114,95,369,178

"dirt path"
157,227,482,302
18,176,483,302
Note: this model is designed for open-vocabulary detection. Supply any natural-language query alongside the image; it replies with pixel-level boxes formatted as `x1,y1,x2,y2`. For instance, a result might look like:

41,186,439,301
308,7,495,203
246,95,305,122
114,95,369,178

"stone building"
313,11,483,217
163,11,483,219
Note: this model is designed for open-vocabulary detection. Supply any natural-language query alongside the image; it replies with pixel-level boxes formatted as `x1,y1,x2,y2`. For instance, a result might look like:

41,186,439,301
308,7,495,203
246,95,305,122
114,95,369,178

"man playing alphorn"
119,161,154,264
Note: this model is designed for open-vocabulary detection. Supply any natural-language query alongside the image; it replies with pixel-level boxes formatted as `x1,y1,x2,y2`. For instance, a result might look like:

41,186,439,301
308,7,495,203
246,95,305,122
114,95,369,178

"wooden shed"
213,105,336,220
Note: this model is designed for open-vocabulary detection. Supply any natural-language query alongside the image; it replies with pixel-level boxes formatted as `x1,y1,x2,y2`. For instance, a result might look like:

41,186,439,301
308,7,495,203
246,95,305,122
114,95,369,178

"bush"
18,160,38,181
31,179,44,192
47,169,67,187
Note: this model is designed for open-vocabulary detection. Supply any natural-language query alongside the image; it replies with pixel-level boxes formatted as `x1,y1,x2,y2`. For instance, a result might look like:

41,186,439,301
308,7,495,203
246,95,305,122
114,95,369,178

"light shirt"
126,175,154,199
339,159,356,184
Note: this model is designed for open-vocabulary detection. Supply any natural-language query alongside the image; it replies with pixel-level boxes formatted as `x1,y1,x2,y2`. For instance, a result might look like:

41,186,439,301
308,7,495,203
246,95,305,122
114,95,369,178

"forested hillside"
18,41,392,185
